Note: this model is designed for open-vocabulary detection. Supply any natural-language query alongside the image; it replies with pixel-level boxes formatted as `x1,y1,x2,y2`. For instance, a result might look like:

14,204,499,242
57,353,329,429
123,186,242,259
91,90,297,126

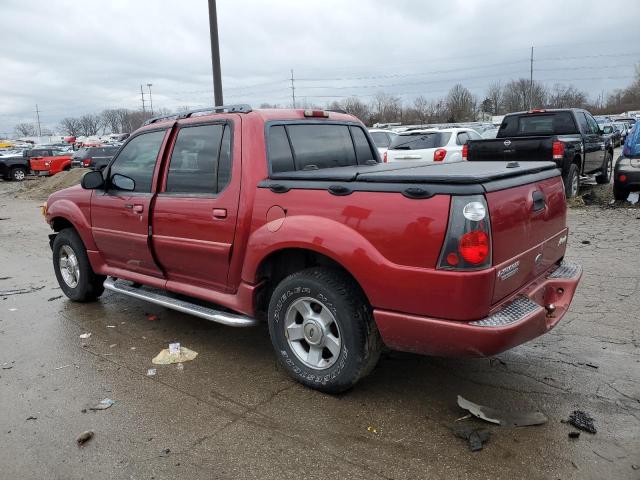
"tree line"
13,68,640,137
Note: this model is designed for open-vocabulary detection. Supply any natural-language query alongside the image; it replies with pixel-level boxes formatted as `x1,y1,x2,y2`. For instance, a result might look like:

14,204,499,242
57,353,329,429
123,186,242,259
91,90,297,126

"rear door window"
576,112,590,133
165,124,230,194
456,132,470,145
350,126,375,163
268,125,295,173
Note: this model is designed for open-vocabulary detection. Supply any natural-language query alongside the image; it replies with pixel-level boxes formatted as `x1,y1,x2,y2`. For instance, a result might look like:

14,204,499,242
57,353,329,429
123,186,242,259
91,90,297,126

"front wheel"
268,267,382,393
52,228,106,302
564,163,580,198
10,167,26,181
613,184,629,201
596,153,613,184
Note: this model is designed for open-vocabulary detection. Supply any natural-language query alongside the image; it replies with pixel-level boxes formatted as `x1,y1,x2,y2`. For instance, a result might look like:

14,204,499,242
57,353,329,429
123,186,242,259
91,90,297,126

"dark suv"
71,146,120,171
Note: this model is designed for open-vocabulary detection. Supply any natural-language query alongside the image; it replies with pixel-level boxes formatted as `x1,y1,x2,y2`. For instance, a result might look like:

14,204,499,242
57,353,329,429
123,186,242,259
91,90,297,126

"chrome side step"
103,277,258,327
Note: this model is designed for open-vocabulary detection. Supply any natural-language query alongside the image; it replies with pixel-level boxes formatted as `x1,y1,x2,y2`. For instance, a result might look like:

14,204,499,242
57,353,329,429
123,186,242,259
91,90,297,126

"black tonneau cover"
269,161,557,184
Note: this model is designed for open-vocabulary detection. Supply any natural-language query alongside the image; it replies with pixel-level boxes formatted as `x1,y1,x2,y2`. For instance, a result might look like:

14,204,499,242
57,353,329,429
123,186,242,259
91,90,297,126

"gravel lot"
0,165,638,480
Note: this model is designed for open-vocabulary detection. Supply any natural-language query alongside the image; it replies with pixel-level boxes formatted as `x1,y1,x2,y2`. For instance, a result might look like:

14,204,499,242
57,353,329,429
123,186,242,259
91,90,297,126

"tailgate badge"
498,261,519,281
503,140,511,147
558,235,567,246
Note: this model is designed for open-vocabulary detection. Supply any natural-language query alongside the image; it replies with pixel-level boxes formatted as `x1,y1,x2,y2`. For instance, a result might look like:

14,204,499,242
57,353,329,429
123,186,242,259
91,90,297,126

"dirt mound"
16,169,87,201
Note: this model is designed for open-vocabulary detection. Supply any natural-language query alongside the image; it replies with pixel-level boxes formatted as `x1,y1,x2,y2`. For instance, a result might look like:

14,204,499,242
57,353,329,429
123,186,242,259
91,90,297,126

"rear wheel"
52,228,105,302
10,167,26,181
613,184,629,201
596,152,613,184
564,163,580,198
268,267,382,393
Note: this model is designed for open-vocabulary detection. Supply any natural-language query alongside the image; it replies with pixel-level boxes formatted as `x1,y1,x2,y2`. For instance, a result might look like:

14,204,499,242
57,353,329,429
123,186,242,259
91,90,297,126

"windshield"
389,132,450,150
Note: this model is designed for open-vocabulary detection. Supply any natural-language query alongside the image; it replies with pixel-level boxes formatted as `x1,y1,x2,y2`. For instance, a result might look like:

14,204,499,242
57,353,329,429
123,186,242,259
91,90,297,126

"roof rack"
143,104,252,126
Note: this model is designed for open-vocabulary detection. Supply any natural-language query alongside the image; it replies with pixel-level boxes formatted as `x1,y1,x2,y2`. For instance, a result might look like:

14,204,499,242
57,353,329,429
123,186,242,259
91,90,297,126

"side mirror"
81,170,104,190
111,173,135,191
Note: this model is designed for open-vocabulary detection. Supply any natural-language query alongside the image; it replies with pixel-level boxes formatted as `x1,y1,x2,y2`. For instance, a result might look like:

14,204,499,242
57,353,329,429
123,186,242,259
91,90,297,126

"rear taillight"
462,144,468,161
437,196,492,270
434,149,447,162
383,151,388,163
552,141,565,160
619,174,627,182
82,158,90,167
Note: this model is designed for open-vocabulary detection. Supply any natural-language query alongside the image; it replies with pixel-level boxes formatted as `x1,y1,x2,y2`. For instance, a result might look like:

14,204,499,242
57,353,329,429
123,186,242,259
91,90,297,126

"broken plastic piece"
568,410,596,434
628,192,639,204
147,314,158,321
169,342,180,355
77,430,94,447
152,346,198,365
568,431,580,439
89,398,114,411
457,395,548,427
453,424,491,451
79,333,91,339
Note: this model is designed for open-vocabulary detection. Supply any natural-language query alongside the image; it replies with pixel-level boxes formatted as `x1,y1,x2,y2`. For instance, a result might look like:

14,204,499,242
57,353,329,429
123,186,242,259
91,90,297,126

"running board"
103,277,258,327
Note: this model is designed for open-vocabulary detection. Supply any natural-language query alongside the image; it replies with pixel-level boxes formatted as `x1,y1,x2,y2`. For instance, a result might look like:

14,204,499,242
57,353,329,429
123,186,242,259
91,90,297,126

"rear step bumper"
103,278,258,327
373,260,582,357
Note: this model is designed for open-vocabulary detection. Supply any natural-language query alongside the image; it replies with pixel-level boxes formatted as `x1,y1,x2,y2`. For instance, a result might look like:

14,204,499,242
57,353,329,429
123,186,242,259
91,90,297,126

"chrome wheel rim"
284,297,342,370
607,157,613,181
14,170,25,180
571,174,579,196
59,245,80,288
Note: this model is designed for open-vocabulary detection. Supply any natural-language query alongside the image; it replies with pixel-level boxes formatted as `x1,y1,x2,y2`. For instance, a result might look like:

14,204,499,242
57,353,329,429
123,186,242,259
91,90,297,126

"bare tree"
486,81,503,115
547,84,588,109
445,84,476,122
340,97,371,124
370,92,402,124
412,96,430,124
502,79,547,113
78,114,101,136
14,123,37,137
59,117,83,136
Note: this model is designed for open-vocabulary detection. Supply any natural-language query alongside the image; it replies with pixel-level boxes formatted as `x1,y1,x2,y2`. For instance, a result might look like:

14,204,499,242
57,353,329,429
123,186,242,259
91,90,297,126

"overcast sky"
1,0,639,135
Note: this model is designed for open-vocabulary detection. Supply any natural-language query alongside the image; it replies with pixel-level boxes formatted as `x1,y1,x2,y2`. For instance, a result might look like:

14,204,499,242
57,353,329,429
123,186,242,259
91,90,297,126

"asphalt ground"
0,159,638,479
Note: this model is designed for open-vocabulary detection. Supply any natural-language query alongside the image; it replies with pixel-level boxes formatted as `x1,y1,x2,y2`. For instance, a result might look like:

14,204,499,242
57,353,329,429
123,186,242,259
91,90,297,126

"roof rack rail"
326,108,347,114
143,104,252,126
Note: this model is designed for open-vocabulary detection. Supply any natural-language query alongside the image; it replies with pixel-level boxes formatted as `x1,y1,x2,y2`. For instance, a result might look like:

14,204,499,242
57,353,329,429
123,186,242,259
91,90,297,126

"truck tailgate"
486,174,567,304
469,136,553,163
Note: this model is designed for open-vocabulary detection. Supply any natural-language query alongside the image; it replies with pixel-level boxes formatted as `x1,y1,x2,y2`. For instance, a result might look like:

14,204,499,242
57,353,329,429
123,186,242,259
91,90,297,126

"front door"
584,113,605,173
90,129,168,278
151,119,240,291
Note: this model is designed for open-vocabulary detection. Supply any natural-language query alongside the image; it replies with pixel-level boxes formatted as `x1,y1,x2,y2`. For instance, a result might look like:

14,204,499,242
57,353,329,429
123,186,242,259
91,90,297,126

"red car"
43,106,582,392
29,149,72,176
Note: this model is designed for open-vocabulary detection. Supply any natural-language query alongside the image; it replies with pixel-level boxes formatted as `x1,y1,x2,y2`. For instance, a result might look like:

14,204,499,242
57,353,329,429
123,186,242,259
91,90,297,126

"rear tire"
596,152,613,184
52,228,105,302
10,167,26,181
268,267,382,393
564,163,580,198
613,184,629,201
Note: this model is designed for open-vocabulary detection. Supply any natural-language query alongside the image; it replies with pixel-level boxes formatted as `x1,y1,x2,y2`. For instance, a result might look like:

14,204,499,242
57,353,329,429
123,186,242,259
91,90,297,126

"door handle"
532,191,545,212
212,208,227,219
124,203,144,214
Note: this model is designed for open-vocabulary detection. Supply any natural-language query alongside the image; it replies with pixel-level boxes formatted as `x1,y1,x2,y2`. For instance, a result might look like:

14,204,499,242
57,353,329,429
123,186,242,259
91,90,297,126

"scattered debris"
367,426,378,434
567,410,596,434
79,333,91,339
452,424,491,452
455,414,472,422
54,364,71,370
176,363,184,371
76,430,94,447
457,395,548,427
568,431,580,439
106,325,116,328
147,368,157,377
632,464,639,471
159,448,171,457
147,314,158,321
152,345,198,365
0,286,45,296
628,192,639,205
1,364,13,370
584,363,598,369
581,240,591,245
80,409,87,414
47,295,62,301
0,277,12,281
89,398,114,411
26,416,37,421
109,344,117,348
8,308,17,312
130,347,136,350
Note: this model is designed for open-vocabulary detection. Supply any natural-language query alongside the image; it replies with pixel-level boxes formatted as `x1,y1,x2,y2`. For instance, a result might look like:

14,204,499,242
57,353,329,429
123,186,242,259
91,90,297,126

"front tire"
596,152,613,184
52,228,105,302
268,267,382,393
10,167,26,181
613,184,629,201
564,163,580,198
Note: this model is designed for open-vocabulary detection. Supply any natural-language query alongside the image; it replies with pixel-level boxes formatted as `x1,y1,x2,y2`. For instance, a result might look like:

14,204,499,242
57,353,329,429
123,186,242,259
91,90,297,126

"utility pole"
290,69,296,108
147,83,154,116
529,46,534,110
35,104,42,137
140,85,146,114
208,0,223,106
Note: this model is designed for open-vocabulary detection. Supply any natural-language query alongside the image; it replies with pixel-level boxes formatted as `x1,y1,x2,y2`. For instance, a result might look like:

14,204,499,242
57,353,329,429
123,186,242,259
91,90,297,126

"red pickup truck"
29,149,73,176
43,106,582,392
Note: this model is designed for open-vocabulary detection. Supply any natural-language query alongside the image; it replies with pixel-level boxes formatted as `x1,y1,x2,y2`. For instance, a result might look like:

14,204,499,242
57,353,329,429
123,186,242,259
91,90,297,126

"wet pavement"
0,183,639,479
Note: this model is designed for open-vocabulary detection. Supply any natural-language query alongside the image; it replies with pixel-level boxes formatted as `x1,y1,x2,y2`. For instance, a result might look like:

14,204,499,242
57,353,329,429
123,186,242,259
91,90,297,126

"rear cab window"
267,123,377,173
498,112,578,137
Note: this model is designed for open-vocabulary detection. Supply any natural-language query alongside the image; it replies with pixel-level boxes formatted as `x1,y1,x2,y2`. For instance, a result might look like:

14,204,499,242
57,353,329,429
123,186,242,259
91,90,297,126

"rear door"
90,129,168,278
151,118,240,291
583,112,605,173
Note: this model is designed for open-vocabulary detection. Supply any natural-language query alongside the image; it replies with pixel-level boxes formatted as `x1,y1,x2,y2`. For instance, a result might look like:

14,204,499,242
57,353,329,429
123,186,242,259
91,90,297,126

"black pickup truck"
465,109,613,197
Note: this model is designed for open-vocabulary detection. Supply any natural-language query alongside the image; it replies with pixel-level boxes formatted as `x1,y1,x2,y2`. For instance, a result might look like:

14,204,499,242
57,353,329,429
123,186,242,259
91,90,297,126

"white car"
368,129,398,158
385,128,482,163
